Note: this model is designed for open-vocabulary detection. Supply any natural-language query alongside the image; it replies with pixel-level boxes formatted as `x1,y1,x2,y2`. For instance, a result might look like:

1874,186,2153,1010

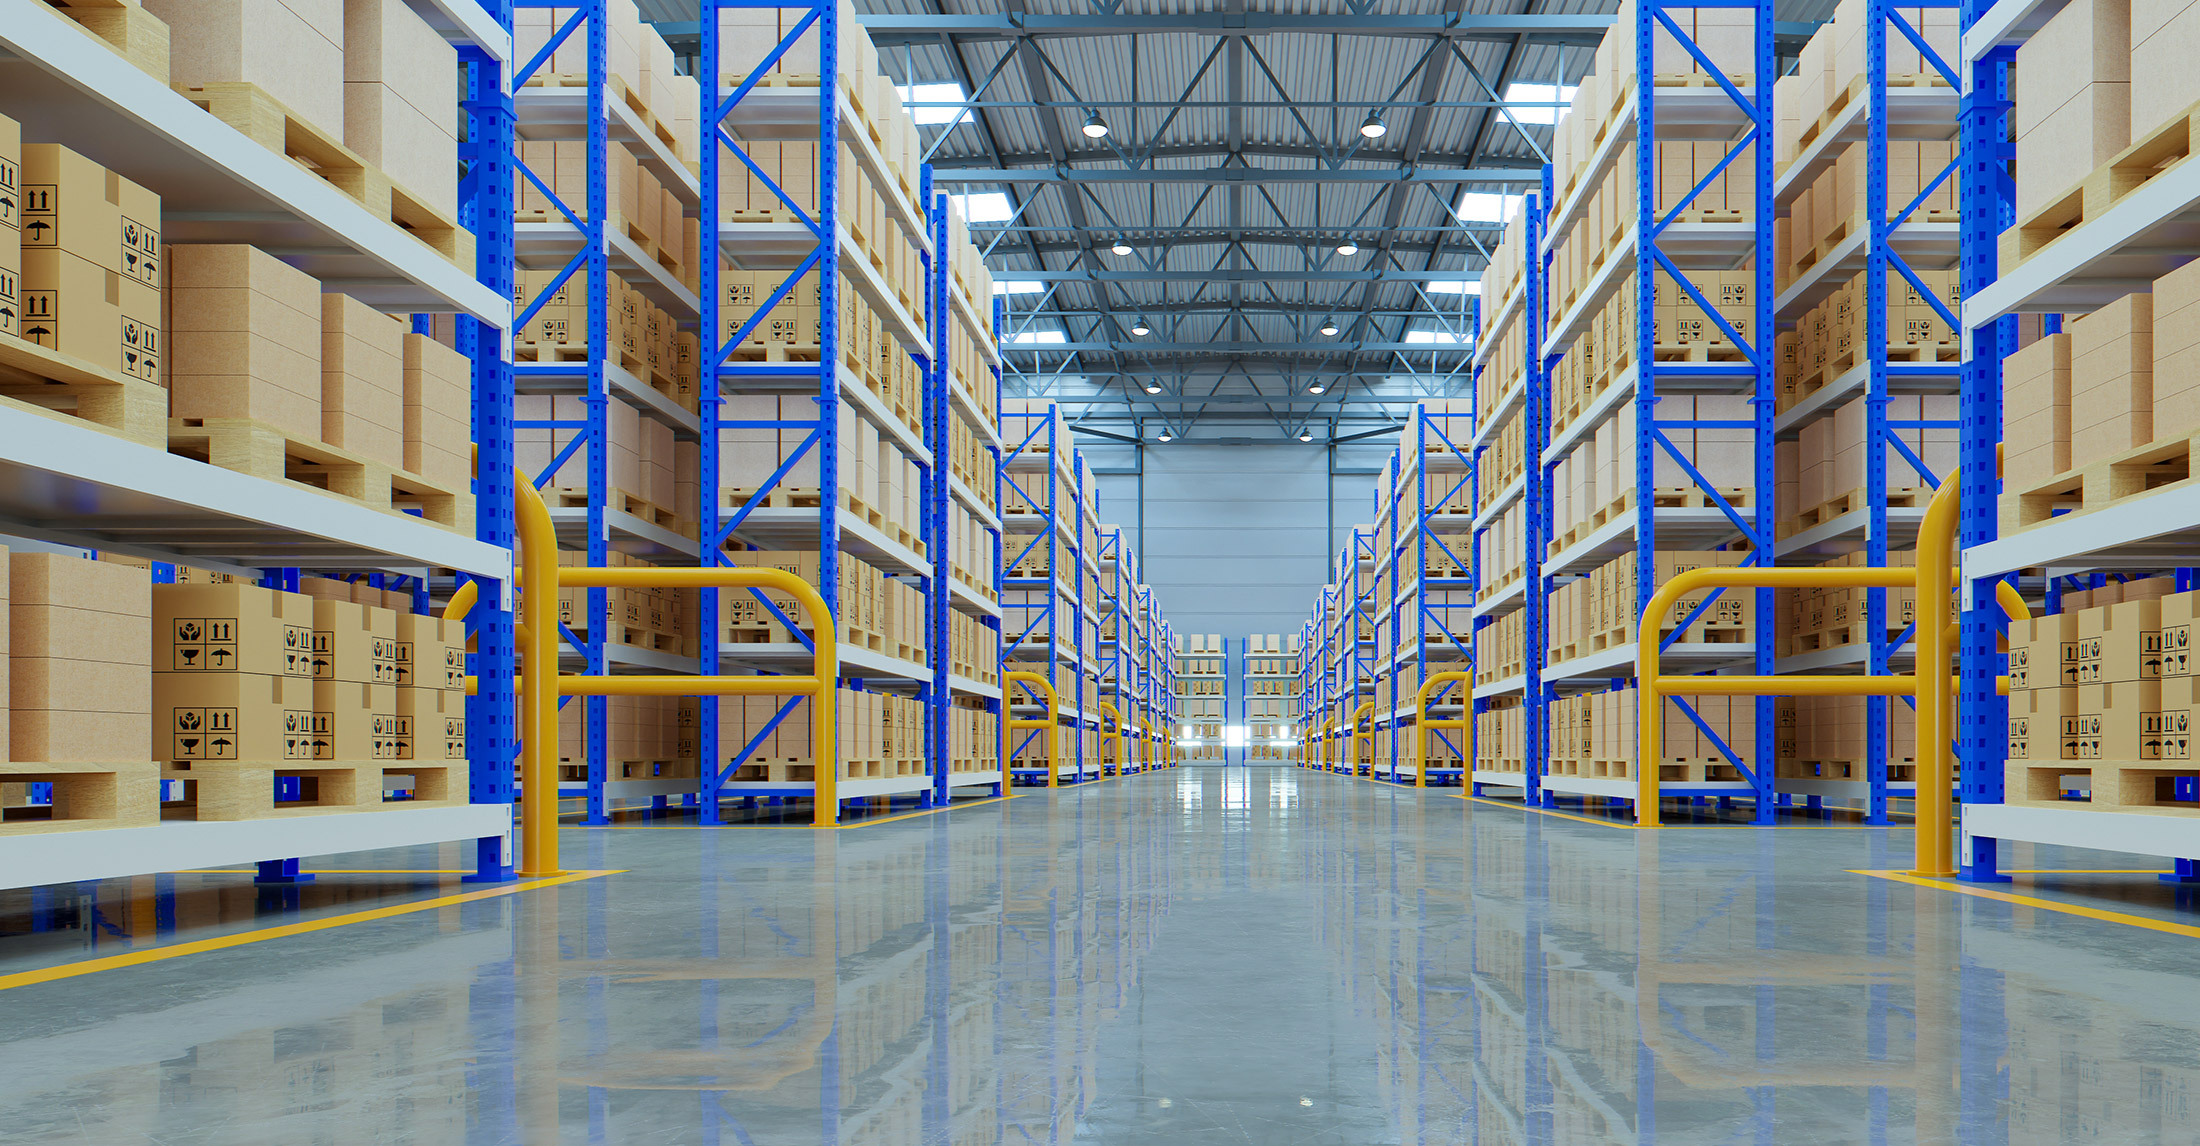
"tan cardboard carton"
21,249,161,385
148,0,346,138
151,582,315,677
310,597,400,684
155,670,313,762
310,678,401,759
322,292,405,465
19,144,160,285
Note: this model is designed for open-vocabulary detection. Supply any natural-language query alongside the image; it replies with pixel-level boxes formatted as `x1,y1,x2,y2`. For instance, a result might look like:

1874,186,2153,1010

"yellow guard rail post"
1005,670,1060,788
1096,701,1125,776
1348,700,1375,775
1413,671,1474,790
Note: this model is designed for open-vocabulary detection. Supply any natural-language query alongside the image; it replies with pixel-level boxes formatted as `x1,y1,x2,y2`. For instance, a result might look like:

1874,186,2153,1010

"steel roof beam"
998,268,1478,281
1004,341,1471,353
849,12,1615,44
933,166,1543,183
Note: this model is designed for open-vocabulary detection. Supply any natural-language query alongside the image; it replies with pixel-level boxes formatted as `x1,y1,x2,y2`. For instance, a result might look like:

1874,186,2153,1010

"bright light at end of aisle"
1500,82,1579,126
1425,280,1481,295
993,280,1046,295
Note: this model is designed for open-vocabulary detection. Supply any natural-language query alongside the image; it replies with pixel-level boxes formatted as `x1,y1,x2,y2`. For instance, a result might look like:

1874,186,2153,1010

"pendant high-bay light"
1298,429,1315,442
1112,236,1134,256
1082,111,1110,138
1319,317,1339,337
1308,382,1327,393
1144,380,1162,394
1335,237,1359,256
1157,428,1173,442
1359,112,1386,138
1131,316,1151,336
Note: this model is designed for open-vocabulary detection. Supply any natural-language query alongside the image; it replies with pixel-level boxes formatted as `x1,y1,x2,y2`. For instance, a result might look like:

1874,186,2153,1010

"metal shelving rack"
1528,1,1778,813
1470,227,1538,796
1951,0,2200,876
939,199,1007,801
0,0,515,883
699,0,997,819
1372,405,1477,785
1001,402,1099,782
1769,0,1963,822
511,0,705,823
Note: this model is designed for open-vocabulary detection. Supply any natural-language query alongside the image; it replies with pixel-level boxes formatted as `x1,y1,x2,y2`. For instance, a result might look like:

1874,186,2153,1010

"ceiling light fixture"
1157,429,1173,442
1319,317,1340,337
1082,112,1110,138
1144,381,1162,394
1308,382,1327,394
1360,112,1387,139
1131,316,1151,336
1335,238,1359,256
1112,238,1134,256
1299,429,1315,442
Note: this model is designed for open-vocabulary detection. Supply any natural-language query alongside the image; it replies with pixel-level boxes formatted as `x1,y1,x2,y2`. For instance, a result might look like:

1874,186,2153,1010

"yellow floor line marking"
1458,793,1905,830
598,793,1019,829
0,869,620,992
1852,869,2200,939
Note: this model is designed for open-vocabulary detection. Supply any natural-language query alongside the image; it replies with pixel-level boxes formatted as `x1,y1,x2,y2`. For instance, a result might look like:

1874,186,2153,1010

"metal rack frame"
1770,0,1964,823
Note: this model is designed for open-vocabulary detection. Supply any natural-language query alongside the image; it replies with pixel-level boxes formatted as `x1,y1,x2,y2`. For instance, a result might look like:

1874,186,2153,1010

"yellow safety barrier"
451,475,841,875
1004,670,1061,788
1412,671,1474,790
1348,701,1375,775
1635,467,2024,876
1096,701,1125,776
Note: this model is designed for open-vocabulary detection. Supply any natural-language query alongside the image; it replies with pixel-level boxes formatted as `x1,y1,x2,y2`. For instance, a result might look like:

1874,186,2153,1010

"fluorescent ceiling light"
1006,330,1067,345
992,280,1046,295
953,192,1015,223
1425,280,1482,295
896,82,973,126
1454,192,1525,223
1501,82,1580,127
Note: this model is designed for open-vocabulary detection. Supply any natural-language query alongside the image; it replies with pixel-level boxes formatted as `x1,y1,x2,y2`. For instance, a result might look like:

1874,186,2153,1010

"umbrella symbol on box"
23,219,47,242
23,324,50,342
210,737,232,753
209,648,232,667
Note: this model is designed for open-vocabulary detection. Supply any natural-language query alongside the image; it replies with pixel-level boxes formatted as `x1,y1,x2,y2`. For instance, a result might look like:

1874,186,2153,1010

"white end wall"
1082,442,1388,639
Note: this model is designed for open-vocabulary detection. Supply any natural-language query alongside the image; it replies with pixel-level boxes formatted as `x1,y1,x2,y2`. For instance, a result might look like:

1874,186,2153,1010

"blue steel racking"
1951,0,2200,880
1000,403,1099,783
1466,204,1539,797
1528,0,1776,815
1371,405,1477,785
510,0,706,825
1768,0,1963,823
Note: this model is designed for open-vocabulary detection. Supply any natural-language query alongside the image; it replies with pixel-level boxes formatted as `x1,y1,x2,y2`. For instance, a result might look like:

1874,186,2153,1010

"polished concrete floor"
3,769,2200,1144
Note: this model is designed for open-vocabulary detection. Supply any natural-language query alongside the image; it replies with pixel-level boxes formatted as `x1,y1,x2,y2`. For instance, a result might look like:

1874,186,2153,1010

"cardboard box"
402,332,470,486
2077,599,2163,683
2076,678,2160,759
2014,0,2131,129
2003,333,2073,488
2012,612,2083,689
310,678,401,758
322,292,405,465
310,597,400,684
167,244,323,435
20,249,161,385
2161,590,2200,676
2068,292,2153,466
2015,81,2130,218
152,582,315,677
154,670,313,761
343,80,458,219
2131,0,2200,140
394,610,464,690
0,112,17,340
19,143,160,285
148,0,346,138
2008,686,2079,761
398,685,465,761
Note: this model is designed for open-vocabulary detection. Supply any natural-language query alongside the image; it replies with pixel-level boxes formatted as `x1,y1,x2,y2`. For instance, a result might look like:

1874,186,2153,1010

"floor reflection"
0,771,2196,1143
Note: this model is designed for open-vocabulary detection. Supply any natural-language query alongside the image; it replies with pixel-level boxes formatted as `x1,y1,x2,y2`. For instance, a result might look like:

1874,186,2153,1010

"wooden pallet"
725,758,819,784
1652,340,1753,365
2005,97,2200,270
49,1,168,80
526,72,681,157
724,484,824,511
0,760,160,835
176,82,473,270
1654,760,1750,784
1786,485,1927,534
1649,485,1753,511
548,486,680,531
1776,759,1867,781
2006,759,2200,810
0,334,168,447
167,417,473,533
2000,425,2200,535
162,760,457,820
1790,341,1962,403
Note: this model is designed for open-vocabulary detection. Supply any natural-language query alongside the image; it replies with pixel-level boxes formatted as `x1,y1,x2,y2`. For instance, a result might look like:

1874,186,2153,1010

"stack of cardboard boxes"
168,245,321,440
558,695,688,781
2004,257,2200,527
2007,577,2197,808
20,142,162,387
2,551,158,834
321,292,407,468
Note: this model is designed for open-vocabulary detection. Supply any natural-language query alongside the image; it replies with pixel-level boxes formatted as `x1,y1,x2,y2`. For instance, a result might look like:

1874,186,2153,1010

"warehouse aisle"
1,773,2197,1142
